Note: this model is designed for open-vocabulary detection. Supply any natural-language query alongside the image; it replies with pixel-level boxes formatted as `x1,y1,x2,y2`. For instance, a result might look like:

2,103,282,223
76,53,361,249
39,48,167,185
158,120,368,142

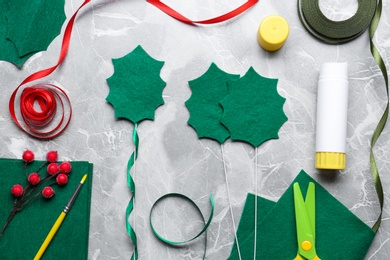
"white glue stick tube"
315,62,348,170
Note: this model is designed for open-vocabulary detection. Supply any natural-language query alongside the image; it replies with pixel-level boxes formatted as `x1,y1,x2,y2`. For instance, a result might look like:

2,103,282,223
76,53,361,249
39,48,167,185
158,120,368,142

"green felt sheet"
0,158,93,259
229,170,376,260
106,45,166,123
186,63,239,144
220,67,287,147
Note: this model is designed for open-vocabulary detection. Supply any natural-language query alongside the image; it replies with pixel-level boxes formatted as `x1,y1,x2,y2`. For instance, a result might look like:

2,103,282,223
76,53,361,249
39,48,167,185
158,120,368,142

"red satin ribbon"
147,0,258,25
9,0,91,139
19,84,71,137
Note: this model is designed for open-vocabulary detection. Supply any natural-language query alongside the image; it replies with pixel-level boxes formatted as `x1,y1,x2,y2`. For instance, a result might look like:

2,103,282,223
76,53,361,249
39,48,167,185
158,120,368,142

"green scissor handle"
293,182,321,260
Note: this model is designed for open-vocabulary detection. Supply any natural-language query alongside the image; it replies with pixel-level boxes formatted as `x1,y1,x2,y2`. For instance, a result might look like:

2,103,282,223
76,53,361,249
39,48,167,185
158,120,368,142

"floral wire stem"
35,161,49,173
24,162,27,179
18,193,42,211
24,161,47,179
0,208,18,236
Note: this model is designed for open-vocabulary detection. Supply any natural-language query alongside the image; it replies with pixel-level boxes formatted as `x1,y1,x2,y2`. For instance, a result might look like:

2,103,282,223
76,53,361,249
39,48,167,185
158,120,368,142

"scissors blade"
305,182,315,241
293,182,318,260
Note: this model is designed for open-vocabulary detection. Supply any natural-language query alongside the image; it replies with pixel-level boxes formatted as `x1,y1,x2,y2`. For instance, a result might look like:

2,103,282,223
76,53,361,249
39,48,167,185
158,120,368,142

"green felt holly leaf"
0,0,35,67
220,67,287,147
6,0,66,63
106,45,166,123
185,63,239,144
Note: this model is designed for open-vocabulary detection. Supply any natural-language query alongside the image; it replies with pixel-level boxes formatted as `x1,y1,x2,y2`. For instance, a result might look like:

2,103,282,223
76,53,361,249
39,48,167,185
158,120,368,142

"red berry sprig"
1,150,72,236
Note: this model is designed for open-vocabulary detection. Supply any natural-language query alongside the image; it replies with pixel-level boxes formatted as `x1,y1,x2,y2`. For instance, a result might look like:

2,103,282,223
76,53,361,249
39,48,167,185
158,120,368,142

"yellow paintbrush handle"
33,211,67,260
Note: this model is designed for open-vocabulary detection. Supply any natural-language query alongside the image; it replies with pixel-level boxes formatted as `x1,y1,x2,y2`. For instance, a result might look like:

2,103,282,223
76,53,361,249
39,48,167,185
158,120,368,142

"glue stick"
315,62,348,170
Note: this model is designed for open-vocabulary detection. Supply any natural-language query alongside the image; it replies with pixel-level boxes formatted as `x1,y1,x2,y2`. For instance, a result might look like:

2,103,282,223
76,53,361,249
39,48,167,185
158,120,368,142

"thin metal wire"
221,144,242,260
253,147,258,260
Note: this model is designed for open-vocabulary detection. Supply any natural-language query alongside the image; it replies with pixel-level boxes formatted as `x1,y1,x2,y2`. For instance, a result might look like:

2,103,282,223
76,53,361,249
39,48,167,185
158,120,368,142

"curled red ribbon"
18,84,72,138
9,0,91,139
147,0,258,25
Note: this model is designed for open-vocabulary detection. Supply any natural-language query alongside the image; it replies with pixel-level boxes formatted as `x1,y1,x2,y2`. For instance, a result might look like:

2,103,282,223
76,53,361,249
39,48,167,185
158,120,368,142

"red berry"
47,163,59,175
22,150,34,163
59,161,72,174
46,151,58,163
11,184,24,197
56,174,68,185
27,172,40,185
42,187,55,198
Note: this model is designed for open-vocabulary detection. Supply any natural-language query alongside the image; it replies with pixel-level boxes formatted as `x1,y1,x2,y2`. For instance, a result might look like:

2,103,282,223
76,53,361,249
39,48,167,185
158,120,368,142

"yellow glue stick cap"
257,15,289,51
315,152,346,170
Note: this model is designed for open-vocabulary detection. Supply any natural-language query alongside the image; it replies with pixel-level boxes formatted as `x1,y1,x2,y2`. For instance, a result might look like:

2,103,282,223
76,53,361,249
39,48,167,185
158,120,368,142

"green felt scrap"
7,0,66,59
186,63,239,143
106,45,166,123
0,158,93,259
220,67,287,147
229,170,376,260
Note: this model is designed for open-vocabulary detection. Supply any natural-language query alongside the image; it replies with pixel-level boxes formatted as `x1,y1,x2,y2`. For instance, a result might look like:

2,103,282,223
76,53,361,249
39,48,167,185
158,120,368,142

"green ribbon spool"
298,0,377,44
298,0,386,233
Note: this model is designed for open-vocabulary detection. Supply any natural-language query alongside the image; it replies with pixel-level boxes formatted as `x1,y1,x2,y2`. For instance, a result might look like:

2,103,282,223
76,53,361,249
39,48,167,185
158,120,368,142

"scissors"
293,182,321,260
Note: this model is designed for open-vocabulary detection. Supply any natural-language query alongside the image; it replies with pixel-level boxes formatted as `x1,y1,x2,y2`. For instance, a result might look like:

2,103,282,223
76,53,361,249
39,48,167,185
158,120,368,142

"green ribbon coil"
298,0,377,44
298,0,386,232
150,193,215,259
126,124,139,259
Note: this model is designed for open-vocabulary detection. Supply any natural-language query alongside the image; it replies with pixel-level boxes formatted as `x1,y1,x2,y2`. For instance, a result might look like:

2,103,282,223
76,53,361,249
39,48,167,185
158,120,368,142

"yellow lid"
315,152,346,170
257,15,289,51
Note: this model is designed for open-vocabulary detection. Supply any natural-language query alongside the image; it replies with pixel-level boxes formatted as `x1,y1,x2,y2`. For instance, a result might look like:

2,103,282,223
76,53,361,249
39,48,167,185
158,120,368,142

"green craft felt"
220,67,287,147
106,45,166,124
229,170,376,260
186,63,239,144
6,0,66,59
0,0,35,67
0,158,93,259
229,194,275,257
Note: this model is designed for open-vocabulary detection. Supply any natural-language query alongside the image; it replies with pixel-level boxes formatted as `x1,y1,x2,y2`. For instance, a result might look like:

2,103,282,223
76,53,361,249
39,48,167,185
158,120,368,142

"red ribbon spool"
15,84,72,138
9,0,90,139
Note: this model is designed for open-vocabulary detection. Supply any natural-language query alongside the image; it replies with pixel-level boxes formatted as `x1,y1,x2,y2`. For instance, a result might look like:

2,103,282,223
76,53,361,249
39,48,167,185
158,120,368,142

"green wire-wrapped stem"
126,124,139,259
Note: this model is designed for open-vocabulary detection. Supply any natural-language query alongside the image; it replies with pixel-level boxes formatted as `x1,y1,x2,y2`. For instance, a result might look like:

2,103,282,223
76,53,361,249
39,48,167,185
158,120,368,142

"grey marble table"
1,0,389,259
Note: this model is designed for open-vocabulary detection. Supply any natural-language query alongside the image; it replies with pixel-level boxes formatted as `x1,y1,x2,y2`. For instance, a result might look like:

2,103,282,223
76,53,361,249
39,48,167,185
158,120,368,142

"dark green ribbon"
298,0,386,232
150,193,215,259
298,0,377,44
126,124,139,259
368,0,386,233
